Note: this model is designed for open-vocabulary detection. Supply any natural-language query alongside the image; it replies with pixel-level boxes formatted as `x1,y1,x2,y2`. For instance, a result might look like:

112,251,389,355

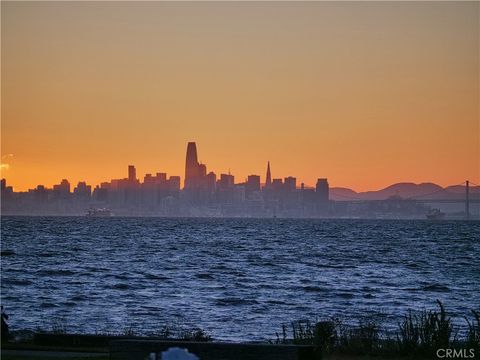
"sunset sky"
1,1,478,192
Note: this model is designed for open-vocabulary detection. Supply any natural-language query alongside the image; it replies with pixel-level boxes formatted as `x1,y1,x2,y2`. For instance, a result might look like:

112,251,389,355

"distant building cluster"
1,142,332,217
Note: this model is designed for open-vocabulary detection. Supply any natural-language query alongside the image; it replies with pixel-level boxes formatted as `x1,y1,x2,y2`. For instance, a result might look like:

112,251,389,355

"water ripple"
1,217,479,342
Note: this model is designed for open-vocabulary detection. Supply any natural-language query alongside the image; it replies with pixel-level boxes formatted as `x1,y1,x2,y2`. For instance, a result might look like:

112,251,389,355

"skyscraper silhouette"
128,165,136,182
265,161,272,188
185,142,200,189
316,178,329,203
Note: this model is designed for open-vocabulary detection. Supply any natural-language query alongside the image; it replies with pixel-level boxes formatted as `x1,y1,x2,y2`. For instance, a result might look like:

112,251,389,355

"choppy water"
1,216,479,341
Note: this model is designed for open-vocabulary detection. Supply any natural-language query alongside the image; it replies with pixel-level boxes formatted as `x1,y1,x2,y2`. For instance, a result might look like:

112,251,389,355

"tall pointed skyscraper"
265,161,272,188
185,142,200,189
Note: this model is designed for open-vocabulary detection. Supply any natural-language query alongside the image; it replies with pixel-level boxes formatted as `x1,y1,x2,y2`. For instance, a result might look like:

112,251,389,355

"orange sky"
1,1,479,192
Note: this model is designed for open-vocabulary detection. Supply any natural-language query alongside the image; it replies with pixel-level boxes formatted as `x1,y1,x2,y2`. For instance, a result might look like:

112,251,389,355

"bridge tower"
465,180,470,220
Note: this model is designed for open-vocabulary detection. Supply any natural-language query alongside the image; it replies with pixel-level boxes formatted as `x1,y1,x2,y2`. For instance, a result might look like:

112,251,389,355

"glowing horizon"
1,140,476,193
1,2,479,192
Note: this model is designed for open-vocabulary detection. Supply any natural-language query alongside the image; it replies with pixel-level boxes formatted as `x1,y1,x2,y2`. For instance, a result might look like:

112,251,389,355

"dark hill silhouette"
330,182,479,201
361,182,443,200
328,187,360,200
445,185,480,194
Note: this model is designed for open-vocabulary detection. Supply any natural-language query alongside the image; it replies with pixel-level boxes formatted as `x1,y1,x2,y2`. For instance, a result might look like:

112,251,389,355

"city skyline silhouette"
1,141,478,194
2,141,478,219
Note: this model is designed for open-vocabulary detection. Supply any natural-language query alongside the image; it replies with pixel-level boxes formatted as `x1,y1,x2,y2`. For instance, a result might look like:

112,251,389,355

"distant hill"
328,187,359,200
360,182,443,200
445,185,480,194
330,182,480,201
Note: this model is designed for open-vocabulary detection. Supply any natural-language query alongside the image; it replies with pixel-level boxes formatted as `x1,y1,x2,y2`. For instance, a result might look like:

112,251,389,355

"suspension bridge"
332,180,479,219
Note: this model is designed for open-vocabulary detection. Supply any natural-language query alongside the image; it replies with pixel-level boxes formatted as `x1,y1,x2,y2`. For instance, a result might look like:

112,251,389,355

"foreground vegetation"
274,301,480,358
3,301,479,359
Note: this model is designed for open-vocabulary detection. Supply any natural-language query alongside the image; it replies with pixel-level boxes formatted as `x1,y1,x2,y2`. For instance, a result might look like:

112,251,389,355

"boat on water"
86,208,113,217
426,208,445,220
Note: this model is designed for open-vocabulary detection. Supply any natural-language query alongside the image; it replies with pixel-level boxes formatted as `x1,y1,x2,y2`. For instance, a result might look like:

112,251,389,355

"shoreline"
1,331,479,360
2,302,479,359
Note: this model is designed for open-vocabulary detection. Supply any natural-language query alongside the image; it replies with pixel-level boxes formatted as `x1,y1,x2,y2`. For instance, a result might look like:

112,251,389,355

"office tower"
33,185,48,203
143,174,154,184
1,178,5,191
271,178,284,195
284,177,297,192
168,176,181,192
246,175,261,193
206,172,217,193
125,166,139,205
316,178,329,202
185,142,200,189
265,161,272,188
233,185,246,202
218,174,234,189
216,173,235,204
155,173,168,194
93,185,108,202
74,181,92,199
128,165,137,182
56,179,70,193
53,179,71,199
198,163,207,178
155,173,167,183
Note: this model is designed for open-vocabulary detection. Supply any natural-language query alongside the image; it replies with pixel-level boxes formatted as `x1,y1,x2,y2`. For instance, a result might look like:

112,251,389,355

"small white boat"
86,208,112,217
426,208,445,220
